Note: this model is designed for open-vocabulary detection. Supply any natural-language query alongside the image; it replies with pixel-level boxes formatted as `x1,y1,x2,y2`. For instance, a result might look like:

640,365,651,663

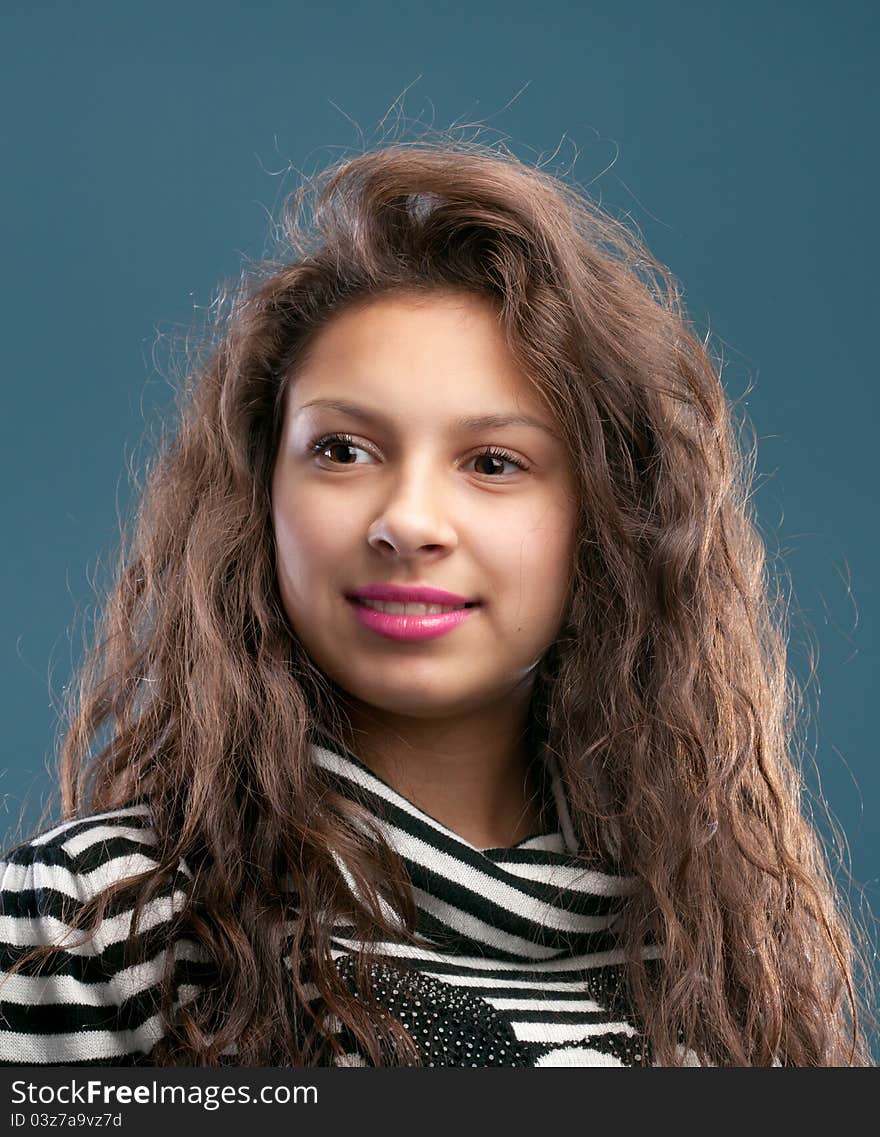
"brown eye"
325,441,358,464
471,447,528,476
473,454,508,476
310,433,373,465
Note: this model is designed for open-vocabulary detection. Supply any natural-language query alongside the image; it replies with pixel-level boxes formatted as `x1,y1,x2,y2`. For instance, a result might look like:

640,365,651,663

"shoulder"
1,803,195,954
0,806,202,1065
1,804,166,913
3,803,160,870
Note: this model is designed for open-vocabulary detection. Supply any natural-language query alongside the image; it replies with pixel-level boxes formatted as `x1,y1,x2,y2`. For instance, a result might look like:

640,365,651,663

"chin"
348,673,498,718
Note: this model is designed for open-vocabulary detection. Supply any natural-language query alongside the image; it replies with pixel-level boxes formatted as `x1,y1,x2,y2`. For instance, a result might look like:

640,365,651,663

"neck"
333,686,548,850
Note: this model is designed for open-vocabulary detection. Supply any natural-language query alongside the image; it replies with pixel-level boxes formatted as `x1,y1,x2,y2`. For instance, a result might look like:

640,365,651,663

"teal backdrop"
2,0,877,1054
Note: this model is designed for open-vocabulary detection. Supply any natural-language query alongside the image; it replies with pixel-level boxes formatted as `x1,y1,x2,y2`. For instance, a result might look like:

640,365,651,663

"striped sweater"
0,740,663,1066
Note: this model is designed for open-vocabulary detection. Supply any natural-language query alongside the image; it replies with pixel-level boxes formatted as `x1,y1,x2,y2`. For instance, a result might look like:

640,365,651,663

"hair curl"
6,136,876,1065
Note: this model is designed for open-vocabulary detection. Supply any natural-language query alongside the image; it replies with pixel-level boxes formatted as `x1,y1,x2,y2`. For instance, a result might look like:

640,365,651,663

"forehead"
284,291,553,425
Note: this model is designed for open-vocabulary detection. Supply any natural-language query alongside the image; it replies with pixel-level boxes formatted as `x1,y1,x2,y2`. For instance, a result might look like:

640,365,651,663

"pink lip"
348,584,477,606
346,597,480,641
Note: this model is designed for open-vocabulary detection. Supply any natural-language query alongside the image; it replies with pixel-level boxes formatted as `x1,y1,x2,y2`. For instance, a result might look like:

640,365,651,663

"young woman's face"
270,291,578,721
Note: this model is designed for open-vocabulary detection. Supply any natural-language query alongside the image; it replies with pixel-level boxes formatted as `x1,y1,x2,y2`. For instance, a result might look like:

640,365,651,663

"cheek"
271,491,323,593
271,486,363,599
512,504,576,611
525,530,573,590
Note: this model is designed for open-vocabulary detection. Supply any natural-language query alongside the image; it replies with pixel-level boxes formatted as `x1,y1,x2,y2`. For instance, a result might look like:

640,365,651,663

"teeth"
357,599,468,615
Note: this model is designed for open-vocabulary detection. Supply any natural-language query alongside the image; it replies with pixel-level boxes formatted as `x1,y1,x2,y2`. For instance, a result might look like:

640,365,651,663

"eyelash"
308,432,531,475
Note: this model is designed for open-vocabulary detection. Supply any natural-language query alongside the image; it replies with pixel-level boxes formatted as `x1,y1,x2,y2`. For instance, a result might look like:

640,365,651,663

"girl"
0,140,874,1066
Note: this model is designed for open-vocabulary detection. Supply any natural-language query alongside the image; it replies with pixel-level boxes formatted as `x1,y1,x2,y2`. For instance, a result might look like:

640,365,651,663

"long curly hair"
7,137,876,1065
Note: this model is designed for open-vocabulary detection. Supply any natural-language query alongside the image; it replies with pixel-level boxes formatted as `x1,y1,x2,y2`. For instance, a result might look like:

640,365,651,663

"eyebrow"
296,398,561,439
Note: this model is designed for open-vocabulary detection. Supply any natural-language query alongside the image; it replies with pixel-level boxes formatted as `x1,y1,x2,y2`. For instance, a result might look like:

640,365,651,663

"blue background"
2,0,877,1050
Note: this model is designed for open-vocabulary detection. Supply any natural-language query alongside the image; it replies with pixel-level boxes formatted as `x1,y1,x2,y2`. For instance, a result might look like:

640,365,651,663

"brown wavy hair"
7,136,876,1065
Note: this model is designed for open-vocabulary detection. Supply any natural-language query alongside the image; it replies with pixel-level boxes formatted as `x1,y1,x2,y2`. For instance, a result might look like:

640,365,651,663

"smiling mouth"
344,596,483,642
349,597,480,615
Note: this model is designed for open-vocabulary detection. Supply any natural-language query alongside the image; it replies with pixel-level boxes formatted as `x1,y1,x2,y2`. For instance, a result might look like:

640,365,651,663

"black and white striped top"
0,741,665,1066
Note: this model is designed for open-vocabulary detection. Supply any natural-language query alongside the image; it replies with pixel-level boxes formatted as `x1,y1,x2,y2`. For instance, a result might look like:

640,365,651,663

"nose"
366,465,459,558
